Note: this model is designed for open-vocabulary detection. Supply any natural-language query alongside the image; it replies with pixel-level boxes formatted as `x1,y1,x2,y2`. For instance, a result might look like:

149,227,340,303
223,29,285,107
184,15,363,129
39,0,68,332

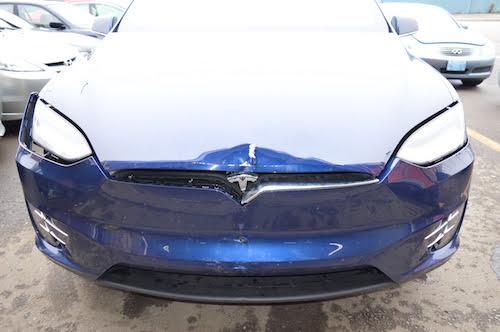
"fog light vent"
425,204,465,250
28,204,68,247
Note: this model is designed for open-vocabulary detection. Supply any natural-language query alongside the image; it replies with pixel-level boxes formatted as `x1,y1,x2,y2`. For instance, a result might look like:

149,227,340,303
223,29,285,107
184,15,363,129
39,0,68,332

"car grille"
439,47,473,56
110,169,376,202
97,265,394,303
45,57,76,72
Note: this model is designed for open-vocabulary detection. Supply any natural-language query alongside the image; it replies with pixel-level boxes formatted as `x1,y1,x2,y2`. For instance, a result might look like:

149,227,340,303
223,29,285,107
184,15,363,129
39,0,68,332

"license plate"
446,60,467,72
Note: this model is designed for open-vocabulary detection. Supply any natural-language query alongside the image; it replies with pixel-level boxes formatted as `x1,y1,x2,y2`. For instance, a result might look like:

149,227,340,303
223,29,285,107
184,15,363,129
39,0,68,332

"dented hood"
41,31,455,176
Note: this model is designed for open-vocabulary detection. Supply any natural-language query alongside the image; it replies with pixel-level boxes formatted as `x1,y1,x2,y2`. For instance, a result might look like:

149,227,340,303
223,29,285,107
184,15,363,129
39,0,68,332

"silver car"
0,0,101,38
0,11,80,123
0,9,99,53
383,3,495,86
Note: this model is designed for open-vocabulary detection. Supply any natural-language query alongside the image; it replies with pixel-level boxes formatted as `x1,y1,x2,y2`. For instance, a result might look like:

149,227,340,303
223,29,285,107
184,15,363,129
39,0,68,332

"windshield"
0,9,33,29
119,0,389,32
383,4,460,33
48,3,95,26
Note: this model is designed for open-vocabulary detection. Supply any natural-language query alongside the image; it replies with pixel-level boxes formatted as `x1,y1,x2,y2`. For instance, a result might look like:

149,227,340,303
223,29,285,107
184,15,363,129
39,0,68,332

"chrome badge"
227,173,258,192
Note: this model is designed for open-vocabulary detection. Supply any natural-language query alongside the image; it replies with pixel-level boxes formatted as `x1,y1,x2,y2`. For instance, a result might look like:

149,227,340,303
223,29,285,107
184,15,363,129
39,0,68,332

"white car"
0,9,81,123
383,2,495,86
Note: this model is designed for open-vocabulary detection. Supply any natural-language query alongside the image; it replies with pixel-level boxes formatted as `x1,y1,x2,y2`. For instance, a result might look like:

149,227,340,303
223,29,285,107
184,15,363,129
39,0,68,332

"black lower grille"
98,265,393,303
110,169,374,201
471,66,492,73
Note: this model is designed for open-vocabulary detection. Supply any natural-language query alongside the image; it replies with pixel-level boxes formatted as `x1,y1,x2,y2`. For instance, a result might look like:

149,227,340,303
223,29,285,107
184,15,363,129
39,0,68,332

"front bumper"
16,132,474,302
420,56,495,80
0,70,54,121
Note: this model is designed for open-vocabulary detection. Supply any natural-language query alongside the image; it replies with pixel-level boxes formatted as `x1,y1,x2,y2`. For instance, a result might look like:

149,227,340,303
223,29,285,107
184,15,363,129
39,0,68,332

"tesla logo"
451,49,463,55
227,173,258,192
64,58,74,66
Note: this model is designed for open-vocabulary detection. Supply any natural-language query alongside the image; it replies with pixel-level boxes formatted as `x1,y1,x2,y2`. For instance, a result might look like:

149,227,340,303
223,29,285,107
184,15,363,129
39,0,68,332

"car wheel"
461,79,483,86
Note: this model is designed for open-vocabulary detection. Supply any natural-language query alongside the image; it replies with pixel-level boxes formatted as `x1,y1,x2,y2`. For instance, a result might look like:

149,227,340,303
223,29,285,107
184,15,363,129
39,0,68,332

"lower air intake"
98,265,394,303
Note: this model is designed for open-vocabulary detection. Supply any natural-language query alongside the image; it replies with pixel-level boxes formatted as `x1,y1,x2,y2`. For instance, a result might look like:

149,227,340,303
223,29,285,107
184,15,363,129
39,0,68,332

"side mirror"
391,16,419,36
92,15,118,34
49,22,66,29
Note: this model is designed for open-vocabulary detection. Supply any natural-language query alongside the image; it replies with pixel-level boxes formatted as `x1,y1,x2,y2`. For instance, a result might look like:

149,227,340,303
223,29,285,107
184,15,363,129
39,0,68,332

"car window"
72,3,94,16
0,4,14,14
95,4,123,17
119,0,389,32
0,9,34,29
17,4,62,28
90,4,98,16
47,3,95,27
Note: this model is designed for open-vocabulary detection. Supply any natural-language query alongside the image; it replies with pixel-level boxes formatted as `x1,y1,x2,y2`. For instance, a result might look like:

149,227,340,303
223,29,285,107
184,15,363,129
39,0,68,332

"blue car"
16,0,473,303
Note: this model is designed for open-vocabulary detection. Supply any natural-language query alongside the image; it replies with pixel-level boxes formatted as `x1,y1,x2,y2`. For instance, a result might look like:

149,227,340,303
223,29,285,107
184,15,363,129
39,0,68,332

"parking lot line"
467,127,500,152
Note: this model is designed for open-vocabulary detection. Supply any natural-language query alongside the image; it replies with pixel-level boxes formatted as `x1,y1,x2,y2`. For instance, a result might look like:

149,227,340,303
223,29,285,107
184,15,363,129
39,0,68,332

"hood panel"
102,144,385,175
41,31,454,175
414,30,487,46
33,30,100,53
1,29,78,64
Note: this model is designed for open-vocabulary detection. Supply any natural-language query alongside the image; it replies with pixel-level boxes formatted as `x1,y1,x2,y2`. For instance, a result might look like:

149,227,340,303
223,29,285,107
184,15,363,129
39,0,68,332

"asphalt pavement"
0,20,499,332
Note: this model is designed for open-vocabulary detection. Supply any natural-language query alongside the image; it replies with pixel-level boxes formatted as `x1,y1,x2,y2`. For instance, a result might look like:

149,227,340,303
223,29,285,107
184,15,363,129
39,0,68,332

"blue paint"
381,0,500,13
16,140,474,282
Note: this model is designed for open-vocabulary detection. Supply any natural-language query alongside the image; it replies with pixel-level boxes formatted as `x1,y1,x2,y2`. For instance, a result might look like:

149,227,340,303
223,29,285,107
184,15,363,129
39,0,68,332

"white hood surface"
1,29,79,65
41,31,456,173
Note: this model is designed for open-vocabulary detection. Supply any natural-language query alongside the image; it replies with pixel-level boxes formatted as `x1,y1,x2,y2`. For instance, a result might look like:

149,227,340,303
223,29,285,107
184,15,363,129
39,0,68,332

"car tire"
461,79,483,86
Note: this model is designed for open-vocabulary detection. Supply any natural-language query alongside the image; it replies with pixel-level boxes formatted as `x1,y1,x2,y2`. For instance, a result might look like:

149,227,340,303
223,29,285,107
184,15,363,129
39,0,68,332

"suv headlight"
31,99,92,163
396,102,467,165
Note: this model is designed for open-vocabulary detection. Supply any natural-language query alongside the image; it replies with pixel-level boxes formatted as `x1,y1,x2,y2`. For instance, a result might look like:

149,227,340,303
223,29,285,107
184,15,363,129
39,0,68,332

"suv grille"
440,47,473,56
110,169,376,202
45,57,76,72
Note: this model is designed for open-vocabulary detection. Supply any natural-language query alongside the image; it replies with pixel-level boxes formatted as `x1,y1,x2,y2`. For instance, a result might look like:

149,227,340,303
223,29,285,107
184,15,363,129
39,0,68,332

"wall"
380,0,500,13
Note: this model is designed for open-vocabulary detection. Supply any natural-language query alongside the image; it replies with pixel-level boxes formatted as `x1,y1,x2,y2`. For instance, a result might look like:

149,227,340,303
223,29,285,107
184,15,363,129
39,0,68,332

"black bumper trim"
97,265,395,304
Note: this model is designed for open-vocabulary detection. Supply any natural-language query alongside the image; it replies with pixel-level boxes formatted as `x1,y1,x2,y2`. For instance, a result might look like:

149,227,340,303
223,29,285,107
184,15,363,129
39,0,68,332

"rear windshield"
118,0,389,32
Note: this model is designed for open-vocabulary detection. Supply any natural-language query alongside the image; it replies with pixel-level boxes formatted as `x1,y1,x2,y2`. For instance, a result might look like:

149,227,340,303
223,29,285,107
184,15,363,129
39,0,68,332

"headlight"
31,100,92,162
0,57,43,72
480,43,495,57
396,102,467,165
